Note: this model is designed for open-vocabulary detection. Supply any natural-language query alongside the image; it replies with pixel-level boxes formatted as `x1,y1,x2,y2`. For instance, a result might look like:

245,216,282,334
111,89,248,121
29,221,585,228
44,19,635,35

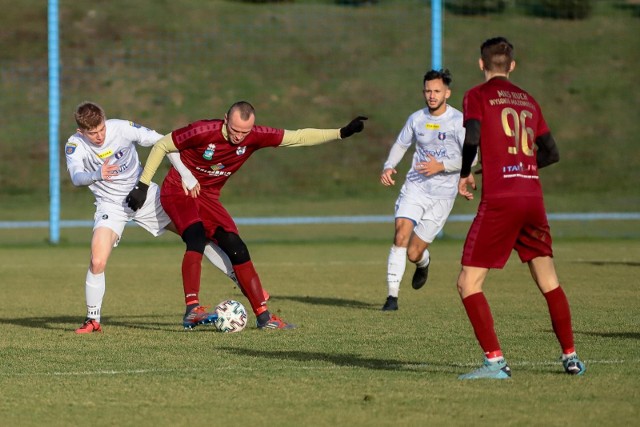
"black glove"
126,181,149,211
340,116,368,139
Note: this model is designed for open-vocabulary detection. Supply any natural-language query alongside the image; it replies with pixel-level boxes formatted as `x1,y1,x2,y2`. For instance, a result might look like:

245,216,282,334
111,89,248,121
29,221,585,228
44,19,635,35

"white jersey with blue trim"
65,119,163,204
383,104,465,200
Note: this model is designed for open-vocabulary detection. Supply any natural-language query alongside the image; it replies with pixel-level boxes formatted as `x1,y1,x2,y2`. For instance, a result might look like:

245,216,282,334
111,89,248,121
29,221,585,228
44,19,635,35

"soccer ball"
213,299,248,333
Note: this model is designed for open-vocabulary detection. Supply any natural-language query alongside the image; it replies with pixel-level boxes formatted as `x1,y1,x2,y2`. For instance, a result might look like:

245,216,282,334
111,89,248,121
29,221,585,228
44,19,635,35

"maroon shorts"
461,196,553,269
160,180,238,239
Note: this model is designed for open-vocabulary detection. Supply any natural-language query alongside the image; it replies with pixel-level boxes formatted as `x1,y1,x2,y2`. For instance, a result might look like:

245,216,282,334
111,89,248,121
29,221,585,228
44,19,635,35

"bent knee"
90,258,108,274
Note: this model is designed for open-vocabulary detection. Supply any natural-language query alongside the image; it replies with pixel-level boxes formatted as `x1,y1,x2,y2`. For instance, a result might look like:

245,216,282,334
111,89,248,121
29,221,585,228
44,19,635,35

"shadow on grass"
218,346,457,373
270,295,378,310
0,314,195,333
574,260,640,267
575,330,640,340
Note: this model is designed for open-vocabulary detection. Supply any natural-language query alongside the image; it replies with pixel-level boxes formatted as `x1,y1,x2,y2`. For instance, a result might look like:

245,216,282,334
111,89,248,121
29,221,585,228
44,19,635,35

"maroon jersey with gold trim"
163,119,284,193
463,77,550,199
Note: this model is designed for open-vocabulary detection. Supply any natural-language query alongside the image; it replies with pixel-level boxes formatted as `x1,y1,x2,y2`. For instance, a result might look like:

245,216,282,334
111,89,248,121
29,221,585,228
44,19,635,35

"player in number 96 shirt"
126,101,367,330
455,37,586,379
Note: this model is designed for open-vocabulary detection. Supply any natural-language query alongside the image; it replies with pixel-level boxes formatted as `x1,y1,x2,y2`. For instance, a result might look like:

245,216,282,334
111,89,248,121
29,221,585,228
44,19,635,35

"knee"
181,222,207,253
213,228,250,265
393,233,410,247
90,256,107,274
457,269,483,298
407,248,421,263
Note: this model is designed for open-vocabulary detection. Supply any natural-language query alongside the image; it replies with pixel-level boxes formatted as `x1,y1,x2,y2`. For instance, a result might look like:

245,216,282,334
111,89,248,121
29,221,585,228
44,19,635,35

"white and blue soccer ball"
213,299,247,333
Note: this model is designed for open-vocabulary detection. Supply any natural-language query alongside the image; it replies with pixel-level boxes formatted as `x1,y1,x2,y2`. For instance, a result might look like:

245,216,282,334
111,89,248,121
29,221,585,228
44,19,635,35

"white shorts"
394,190,455,243
93,182,170,246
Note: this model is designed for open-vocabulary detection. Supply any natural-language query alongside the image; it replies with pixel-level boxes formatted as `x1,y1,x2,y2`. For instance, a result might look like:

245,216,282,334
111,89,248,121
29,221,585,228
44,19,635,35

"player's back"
464,77,550,199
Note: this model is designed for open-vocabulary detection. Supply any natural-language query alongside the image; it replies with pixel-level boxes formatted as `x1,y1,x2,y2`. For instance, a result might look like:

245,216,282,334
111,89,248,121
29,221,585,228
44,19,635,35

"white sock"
562,351,577,360
203,243,238,284
387,246,407,298
417,248,430,268
85,270,105,322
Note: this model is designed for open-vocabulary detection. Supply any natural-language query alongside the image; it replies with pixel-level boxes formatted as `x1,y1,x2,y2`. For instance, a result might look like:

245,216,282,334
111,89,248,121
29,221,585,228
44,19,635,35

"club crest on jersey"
203,144,215,160
114,148,128,159
65,142,77,155
129,121,142,128
210,163,225,171
236,146,246,156
438,132,447,141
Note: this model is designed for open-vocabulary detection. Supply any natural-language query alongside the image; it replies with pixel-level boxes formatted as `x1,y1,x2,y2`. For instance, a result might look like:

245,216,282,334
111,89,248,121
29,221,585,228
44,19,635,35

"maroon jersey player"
455,37,585,379
126,101,367,329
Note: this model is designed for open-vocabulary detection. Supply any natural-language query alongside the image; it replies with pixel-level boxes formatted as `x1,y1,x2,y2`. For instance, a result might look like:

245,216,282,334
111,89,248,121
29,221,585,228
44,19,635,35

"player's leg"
165,221,242,291
457,265,501,356
383,191,423,310
516,199,585,375
456,265,511,379
76,227,118,334
528,257,585,375
159,183,218,329
457,199,519,379
213,227,293,330
76,202,126,334
408,198,455,290
179,222,218,329
407,233,430,290
133,183,235,311
382,218,414,311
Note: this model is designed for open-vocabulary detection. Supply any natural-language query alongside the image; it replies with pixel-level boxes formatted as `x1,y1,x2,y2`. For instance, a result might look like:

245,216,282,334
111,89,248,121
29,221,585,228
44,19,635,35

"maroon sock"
544,286,575,354
462,292,502,357
182,251,203,306
233,261,268,316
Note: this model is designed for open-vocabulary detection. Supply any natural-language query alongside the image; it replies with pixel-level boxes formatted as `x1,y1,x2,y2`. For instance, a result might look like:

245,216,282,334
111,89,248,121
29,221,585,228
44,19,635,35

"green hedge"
445,0,507,15
522,0,593,19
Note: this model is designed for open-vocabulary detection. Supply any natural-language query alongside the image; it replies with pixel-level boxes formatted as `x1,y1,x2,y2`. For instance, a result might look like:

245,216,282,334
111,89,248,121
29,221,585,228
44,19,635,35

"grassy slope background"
0,0,639,224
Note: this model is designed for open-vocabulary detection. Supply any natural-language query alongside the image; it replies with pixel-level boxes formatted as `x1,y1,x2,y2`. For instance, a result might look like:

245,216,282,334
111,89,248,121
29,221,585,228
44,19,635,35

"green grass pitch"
0,228,638,426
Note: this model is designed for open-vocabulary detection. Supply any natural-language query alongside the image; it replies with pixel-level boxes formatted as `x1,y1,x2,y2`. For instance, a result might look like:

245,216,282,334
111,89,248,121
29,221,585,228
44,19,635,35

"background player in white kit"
65,101,238,333
380,69,471,311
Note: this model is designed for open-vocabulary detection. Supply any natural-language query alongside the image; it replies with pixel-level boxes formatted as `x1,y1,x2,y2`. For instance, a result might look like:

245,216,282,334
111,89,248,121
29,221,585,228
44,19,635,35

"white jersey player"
65,101,239,334
380,69,471,311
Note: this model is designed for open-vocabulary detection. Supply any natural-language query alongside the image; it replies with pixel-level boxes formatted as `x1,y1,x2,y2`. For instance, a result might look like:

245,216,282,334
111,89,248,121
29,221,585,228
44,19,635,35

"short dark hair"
227,101,255,120
480,37,514,73
423,69,452,87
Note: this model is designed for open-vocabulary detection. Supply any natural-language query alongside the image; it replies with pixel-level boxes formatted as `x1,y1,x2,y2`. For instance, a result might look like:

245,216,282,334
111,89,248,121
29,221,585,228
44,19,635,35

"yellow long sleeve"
280,128,341,147
139,134,177,185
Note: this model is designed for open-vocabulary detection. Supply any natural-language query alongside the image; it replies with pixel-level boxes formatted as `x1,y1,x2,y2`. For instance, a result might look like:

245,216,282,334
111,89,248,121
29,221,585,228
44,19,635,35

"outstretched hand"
126,181,149,211
340,116,368,139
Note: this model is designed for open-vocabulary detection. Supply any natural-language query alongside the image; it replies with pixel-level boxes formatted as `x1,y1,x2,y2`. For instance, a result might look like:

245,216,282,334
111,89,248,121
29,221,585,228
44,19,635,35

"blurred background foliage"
0,0,638,223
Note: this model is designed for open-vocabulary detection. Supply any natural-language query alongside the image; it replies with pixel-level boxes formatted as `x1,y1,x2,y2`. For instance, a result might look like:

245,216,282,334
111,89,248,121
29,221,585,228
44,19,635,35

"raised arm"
279,116,367,147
